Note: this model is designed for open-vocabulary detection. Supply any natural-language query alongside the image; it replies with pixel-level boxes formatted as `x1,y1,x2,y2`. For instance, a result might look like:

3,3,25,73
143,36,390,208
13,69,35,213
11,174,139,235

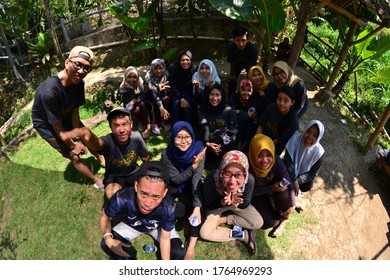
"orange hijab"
248,65,270,92
248,134,276,178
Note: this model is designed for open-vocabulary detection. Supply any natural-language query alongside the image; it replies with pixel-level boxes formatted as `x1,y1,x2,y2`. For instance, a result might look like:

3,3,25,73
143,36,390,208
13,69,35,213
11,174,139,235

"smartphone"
279,177,290,188
229,229,245,239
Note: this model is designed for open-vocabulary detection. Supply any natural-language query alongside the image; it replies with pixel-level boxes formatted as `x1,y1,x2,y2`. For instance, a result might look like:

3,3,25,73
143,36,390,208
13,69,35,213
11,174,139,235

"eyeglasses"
273,71,285,77
69,60,91,72
221,170,246,180
174,135,192,143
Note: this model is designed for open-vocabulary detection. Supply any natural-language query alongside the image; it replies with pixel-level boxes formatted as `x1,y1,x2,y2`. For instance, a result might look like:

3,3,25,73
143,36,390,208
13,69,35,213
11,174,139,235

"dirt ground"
84,64,390,260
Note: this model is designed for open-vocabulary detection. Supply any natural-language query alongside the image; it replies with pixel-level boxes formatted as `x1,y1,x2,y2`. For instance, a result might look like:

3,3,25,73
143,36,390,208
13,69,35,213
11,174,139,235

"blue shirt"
104,187,176,233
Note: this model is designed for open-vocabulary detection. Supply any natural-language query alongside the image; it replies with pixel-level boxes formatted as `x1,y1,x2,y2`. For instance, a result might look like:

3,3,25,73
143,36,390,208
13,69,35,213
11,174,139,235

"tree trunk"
315,21,358,104
43,0,64,63
331,71,351,97
0,23,29,88
288,0,311,69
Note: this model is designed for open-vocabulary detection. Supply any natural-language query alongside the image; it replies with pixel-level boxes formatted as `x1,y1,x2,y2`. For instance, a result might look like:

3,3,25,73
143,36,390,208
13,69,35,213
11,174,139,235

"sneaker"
163,122,171,131
151,124,161,135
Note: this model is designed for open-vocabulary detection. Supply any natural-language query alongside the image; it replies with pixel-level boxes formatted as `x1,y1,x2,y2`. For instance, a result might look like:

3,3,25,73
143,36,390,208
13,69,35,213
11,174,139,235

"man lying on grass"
60,107,150,199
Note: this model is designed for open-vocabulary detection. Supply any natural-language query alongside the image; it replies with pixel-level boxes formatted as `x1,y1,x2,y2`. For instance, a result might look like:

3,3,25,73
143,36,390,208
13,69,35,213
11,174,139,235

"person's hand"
192,147,207,169
72,141,87,156
192,80,200,90
293,181,300,196
105,237,131,258
160,107,170,120
231,191,244,207
258,90,265,97
189,207,202,225
205,79,214,86
206,142,221,155
222,191,232,206
248,110,257,119
158,81,170,91
272,181,287,192
180,98,190,111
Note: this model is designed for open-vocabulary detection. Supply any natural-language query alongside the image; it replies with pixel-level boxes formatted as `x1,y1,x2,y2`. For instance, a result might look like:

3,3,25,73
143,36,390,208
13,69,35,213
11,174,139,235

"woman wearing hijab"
229,79,257,151
248,134,296,238
118,66,152,139
192,58,221,105
200,150,263,255
284,120,325,194
161,121,207,260
248,65,270,116
198,82,238,164
168,50,197,124
145,58,172,132
266,61,308,119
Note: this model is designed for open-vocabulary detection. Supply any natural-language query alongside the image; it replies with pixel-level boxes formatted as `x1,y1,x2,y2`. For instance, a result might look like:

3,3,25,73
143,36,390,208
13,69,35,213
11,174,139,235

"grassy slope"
0,118,318,260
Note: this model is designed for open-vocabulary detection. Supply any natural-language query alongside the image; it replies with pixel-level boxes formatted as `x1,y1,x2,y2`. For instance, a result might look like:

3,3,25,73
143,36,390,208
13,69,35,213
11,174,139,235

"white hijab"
286,120,325,177
192,59,221,91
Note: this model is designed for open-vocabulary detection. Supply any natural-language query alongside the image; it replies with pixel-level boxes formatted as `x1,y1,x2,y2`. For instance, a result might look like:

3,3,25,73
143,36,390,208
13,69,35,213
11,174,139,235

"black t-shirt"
100,131,149,178
32,76,85,139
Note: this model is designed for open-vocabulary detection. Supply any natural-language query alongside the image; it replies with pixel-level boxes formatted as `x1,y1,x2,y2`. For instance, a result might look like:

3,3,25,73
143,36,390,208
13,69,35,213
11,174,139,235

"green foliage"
3,110,32,143
27,32,54,64
208,0,254,20
370,67,390,84
209,0,285,53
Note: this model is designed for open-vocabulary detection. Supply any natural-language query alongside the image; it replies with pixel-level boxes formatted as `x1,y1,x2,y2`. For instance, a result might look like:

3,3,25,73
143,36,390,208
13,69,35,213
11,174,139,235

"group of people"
31,25,326,260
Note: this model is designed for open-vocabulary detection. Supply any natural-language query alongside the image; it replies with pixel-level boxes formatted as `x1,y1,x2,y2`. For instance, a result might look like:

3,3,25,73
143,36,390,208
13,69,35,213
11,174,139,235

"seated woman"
266,61,308,119
199,150,263,255
198,82,238,164
192,58,221,106
256,87,299,155
229,79,257,151
248,134,296,238
144,58,172,132
118,66,152,139
248,65,270,116
168,50,197,124
161,121,207,260
284,120,325,194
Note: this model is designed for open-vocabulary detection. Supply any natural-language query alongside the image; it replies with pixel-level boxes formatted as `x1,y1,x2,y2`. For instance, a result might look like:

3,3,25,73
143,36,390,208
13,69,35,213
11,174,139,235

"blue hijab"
166,121,204,172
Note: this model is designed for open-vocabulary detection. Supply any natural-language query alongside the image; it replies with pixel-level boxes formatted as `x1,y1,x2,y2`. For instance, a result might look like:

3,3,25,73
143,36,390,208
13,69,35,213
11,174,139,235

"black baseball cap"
137,161,170,184
107,107,131,122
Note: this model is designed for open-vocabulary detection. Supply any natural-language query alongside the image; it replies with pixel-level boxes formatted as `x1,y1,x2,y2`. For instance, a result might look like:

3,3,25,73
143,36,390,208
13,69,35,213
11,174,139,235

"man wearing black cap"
227,26,258,95
100,161,185,260
60,107,150,198
32,46,105,187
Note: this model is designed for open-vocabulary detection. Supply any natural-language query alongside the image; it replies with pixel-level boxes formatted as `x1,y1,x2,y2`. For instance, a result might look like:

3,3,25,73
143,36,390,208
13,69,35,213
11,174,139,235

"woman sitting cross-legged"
199,150,263,255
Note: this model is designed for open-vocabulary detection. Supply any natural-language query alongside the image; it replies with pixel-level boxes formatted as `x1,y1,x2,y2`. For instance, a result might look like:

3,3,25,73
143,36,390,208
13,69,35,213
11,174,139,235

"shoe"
163,122,171,131
151,124,161,135
142,129,151,139
246,229,257,255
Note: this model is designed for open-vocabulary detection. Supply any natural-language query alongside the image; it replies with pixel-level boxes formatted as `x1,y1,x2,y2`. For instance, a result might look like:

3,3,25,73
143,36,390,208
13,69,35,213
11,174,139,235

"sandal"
142,129,151,139
246,229,257,255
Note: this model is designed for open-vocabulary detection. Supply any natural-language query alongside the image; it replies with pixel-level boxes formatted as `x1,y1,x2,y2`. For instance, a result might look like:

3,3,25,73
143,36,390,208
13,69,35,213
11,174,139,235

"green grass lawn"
0,119,318,260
